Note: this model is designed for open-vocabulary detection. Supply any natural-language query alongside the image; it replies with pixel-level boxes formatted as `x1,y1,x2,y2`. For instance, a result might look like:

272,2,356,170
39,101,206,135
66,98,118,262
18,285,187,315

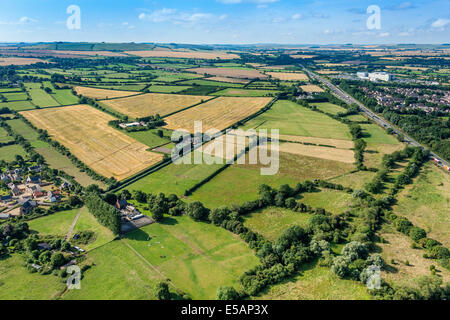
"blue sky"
0,0,449,44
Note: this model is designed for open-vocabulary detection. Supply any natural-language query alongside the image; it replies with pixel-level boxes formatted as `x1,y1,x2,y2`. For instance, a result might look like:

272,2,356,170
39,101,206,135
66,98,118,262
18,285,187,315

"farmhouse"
26,184,42,194
27,165,42,173
60,181,71,189
116,199,128,210
9,184,22,196
1,173,11,183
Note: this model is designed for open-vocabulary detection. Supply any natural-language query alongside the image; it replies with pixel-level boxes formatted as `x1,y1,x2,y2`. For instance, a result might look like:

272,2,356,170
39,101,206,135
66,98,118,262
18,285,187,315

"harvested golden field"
301,85,325,93
0,57,48,66
187,67,267,79
126,50,239,60
101,93,210,118
74,86,140,100
206,76,250,84
21,105,163,181
164,97,272,133
385,66,429,71
201,131,250,161
266,72,308,81
260,142,355,164
317,70,341,75
378,226,450,284
289,54,317,59
277,135,354,149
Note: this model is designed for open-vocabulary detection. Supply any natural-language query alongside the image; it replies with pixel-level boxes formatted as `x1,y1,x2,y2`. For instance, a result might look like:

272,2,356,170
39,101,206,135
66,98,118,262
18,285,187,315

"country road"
301,66,450,171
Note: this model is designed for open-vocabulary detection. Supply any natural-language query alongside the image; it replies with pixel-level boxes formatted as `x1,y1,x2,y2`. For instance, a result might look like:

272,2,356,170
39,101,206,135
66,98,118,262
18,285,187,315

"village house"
26,184,42,194
60,181,71,190
116,199,128,210
26,176,42,185
20,200,37,215
9,183,22,196
1,195,12,203
0,213,10,220
47,190,61,203
1,173,11,183
27,165,42,173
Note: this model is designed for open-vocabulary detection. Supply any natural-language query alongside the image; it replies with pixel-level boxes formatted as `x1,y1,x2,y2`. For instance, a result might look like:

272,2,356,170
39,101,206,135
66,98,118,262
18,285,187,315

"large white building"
357,71,393,82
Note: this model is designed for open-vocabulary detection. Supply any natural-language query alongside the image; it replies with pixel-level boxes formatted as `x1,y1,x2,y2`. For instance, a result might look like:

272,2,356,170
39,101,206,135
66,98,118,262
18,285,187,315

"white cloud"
139,9,224,26
19,17,38,24
431,18,450,28
379,32,390,37
292,13,303,20
218,0,278,4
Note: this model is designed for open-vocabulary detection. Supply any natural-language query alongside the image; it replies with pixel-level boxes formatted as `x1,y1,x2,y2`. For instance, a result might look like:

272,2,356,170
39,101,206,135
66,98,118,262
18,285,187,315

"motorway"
301,66,450,171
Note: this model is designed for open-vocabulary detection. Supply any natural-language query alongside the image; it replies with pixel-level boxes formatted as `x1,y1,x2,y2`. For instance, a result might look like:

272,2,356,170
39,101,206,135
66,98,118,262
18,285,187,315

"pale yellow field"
164,97,273,133
317,70,341,75
201,132,251,161
126,50,239,60
266,72,309,81
278,135,354,149
0,57,48,66
289,54,317,59
301,85,325,93
21,105,163,181
74,86,140,100
260,142,355,164
385,66,429,71
101,93,211,118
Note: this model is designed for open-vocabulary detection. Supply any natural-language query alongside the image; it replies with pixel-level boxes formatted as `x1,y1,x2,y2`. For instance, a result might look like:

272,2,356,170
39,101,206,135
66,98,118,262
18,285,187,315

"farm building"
26,176,42,185
20,200,37,215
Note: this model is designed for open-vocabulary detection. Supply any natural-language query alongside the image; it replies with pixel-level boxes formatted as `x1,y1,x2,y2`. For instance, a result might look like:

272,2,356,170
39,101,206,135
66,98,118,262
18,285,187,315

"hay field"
187,67,267,79
277,134,354,149
126,50,239,60
164,97,272,133
0,57,47,66
74,86,140,100
301,85,325,93
21,105,163,181
260,142,355,164
101,93,210,118
266,72,308,81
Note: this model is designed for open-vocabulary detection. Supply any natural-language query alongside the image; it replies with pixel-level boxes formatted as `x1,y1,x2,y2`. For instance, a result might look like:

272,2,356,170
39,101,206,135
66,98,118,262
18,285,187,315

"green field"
393,163,450,248
124,152,225,197
124,130,171,149
361,124,400,145
190,152,354,208
311,102,347,115
147,85,193,93
50,89,79,105
211,88,279,97
28,209,81,236
244,207,311,241
3,92,28,101
0,255,66,300
179,79,244,88
71,206,115,251
257,261,371,300
25,83,59,108
299,189,353,215
0,144,27,161
241,100,352,140
124,215,260,299
63,240,161,300
0,127,13,143
0,100,34,111
329,170,376,189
